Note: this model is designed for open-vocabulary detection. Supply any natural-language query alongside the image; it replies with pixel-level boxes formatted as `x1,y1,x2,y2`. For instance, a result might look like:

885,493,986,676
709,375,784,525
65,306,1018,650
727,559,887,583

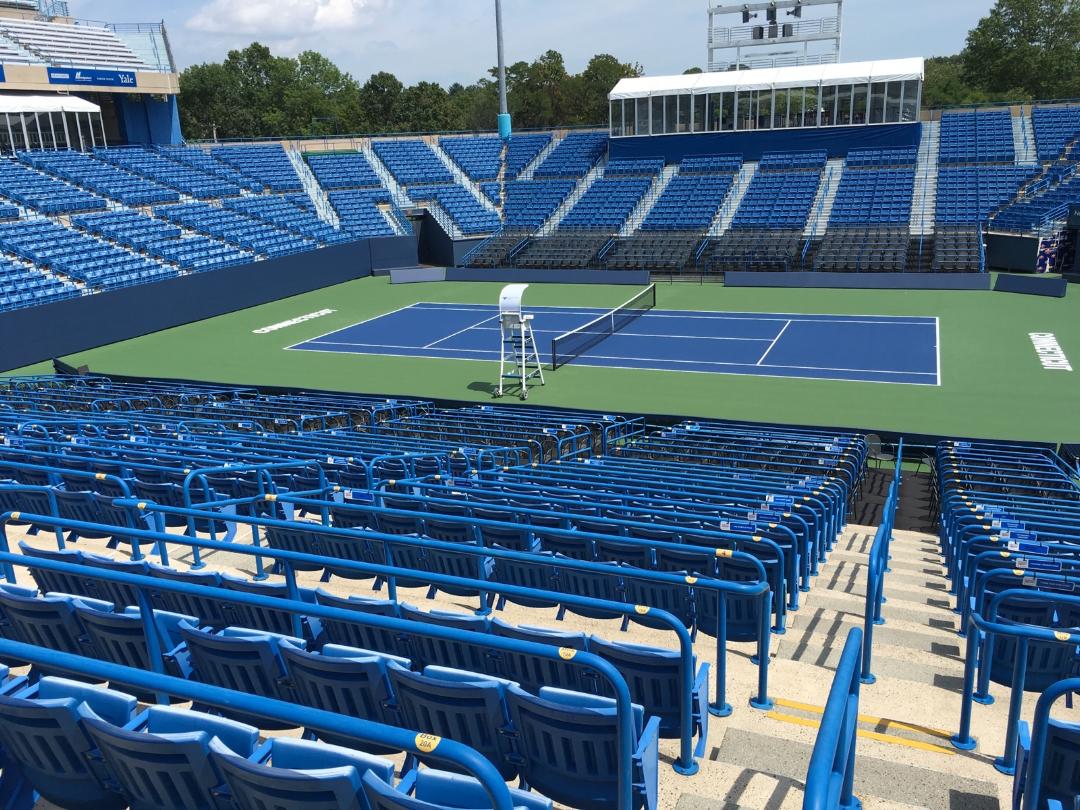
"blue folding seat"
80,551,149,608
0,586,110,667
214,736,396,810
83,705,262,810
556,559,625,622
148,563,233,627
1015,714,1080,810
423,539,494,598
18,541,101,599
0,677,139,810
263,522,326,574
489,619,590,694
986,598,1077,693
363,768,552,810
620,571,695,634
220,574,318,638
282,643,408,752
398,603,489,672
491,547,561,609
388,665,520,779
504,685,660,810
178,623,305,728
315,589,406,655
589,637,710,754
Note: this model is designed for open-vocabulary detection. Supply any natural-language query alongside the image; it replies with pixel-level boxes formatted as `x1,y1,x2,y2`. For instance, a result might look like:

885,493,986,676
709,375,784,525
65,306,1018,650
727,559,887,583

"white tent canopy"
0,93,100,114
609,58,924,100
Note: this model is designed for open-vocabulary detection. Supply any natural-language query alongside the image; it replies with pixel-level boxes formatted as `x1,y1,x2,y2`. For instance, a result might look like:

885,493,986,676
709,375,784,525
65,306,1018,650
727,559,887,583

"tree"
922,55,996,108
683,67,703,75
359,71,404,134
178,61,241,140
571,54,643,125
961,0,1080,99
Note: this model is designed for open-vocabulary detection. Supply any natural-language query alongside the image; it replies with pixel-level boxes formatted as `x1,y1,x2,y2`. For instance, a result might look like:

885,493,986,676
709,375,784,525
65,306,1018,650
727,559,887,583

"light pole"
495,0,511,140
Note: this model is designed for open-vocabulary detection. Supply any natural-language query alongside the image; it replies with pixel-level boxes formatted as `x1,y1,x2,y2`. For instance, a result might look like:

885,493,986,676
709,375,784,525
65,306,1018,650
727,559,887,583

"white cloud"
186,0,389,37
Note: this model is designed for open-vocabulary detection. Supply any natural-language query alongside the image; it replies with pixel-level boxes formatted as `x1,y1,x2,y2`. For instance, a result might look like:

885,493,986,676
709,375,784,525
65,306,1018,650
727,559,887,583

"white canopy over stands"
607,57,924,137
0,93,107,151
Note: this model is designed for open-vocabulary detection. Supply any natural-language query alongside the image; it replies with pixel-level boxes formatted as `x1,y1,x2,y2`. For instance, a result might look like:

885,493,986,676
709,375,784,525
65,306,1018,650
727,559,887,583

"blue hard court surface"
289,303,940,385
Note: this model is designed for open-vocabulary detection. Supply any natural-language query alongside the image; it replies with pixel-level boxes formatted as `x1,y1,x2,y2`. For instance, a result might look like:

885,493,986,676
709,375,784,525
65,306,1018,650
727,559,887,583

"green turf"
12,276,1080,442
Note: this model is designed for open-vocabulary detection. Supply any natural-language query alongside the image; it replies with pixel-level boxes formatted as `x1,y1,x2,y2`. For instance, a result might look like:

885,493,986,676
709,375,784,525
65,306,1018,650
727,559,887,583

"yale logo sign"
1029,333,1072,371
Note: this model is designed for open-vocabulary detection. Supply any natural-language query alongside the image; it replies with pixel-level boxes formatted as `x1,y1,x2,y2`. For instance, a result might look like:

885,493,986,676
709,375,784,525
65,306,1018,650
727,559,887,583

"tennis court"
289,294,940,385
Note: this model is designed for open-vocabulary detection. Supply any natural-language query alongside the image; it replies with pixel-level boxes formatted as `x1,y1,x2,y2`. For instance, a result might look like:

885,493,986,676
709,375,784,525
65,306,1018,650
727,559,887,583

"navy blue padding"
315,590,406,656
488,620,589,695
994,274,1069,298
83,705,260,810
214,737,395,810
178,623,305,729
388,664,519,780
0,677,138,810
590,637,710,748
281,643,407,754
362,768,553,810
504,686,660,810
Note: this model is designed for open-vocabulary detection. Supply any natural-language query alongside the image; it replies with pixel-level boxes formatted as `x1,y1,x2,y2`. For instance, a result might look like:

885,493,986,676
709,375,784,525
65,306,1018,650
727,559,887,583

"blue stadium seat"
362,768,552,810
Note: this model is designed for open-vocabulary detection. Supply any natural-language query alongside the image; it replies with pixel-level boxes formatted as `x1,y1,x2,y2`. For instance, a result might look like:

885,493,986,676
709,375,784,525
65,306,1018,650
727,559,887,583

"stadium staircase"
495,142,509,212
287,148,340,227
517,132,564,180
911,121,939,236
536,159,605,236
803,158,844,238
1012,111,1038,165
429,139,502,216
619,164,677,236
708,162,758,236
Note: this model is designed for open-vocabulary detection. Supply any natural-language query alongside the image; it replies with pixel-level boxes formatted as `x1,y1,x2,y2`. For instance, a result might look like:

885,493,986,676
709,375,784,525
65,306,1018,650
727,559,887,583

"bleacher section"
18,150,180,206
0,18,151,70
992,168,1080,232
533,131,608,178
154,202,314,257
505,133,552,179
97,146,244,200
211,145,304,192
813,148,916,271
372,139,454,186
224,195,354,244
327,189,399,237
935,165,1038,225
440,135,502,181
502,179,576,230
0,156,107,214
408,184,501,235
307,152,382,189
558,175,653,231
1032,105,1080,161
0,256,79,311
938,110,1015,164
157,146,263,191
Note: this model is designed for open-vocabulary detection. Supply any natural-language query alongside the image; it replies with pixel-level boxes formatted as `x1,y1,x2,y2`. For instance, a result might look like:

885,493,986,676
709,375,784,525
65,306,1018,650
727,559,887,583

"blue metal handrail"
803,626,864,810
1018,676,1080,810
3,508,721,779
0,638,517,810
860,439,902,684
951,587,1080,776
0,544,641,808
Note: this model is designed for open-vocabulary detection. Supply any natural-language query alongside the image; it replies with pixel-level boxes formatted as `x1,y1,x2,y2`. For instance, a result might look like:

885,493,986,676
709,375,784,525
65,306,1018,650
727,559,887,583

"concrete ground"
6,514,1076,810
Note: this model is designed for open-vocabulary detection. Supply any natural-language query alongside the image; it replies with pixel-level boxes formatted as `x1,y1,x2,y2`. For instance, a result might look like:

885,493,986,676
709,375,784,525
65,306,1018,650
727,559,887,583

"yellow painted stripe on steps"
772,698,953,740
765,711,956,755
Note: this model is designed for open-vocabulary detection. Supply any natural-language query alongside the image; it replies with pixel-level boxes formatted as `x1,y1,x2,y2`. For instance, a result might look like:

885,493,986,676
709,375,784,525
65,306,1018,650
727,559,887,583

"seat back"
589,637,685,739
0,677,137,810
215,737,394,810
388,666,518,780
148,564,231,627
0,588,105,660
316,590,406,656
489,620,589,694
264,524,325,572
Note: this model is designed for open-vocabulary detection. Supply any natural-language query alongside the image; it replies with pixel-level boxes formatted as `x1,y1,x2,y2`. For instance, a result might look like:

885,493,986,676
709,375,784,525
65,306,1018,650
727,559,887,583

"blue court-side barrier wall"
610,123,920,163
0,236,416,372
445,268,652,285
985,233,1040,273
993,273,1068,298
725,271,991,290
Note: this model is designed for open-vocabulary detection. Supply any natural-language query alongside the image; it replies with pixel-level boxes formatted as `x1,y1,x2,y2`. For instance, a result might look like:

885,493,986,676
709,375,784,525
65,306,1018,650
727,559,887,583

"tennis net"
550,284,656,369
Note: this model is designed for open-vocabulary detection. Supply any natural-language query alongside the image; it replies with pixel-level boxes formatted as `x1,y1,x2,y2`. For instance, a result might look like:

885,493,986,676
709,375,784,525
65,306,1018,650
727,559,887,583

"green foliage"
179,43,640,139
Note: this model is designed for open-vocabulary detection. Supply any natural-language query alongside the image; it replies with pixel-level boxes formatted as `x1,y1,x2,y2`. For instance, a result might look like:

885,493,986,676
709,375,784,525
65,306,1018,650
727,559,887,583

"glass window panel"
869,82,887,124
836,85,853,125
852,84,869,124
636,98,650,135
623,100,635,136
693,94,706,133
610,101,622,137
707,93,722,132
737,91,752,130
651,96,664,135
665,95,678,134
678,94,692,132
721,92,735,131
820,86,837,126
885,81,902,123
901,79,920,122
803,87,818,126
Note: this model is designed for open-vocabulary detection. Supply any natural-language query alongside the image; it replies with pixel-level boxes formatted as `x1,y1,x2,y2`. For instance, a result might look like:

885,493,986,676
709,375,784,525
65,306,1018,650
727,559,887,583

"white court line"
756,320,792,366
286,344,940,386
424,313,501,349
282,303,416,351
463,325,774,342
934,316,942,387
301,338,938,377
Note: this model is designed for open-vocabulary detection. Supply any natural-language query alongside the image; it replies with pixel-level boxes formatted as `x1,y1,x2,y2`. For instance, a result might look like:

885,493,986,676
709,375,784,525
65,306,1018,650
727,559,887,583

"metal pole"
494,0,511,139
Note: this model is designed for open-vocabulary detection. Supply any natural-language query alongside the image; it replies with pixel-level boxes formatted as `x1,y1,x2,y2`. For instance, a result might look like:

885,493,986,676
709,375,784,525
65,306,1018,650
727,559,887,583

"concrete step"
777,609,964,659
711,729,1000,809
773,638,966,690
795,591,959,631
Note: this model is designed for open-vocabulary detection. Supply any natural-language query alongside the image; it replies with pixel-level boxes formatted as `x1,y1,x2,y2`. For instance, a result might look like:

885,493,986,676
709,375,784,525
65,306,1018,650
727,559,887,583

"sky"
70,0,994,84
